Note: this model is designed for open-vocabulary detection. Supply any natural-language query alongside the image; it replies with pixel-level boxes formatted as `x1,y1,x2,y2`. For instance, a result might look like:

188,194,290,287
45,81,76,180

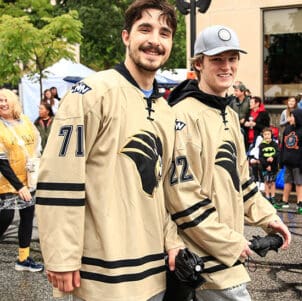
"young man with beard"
165,25,291,300
36,1,184,300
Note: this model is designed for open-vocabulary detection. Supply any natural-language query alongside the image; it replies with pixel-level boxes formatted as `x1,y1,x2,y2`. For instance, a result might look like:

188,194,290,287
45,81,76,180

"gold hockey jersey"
36,64,183,301
165,80,281,290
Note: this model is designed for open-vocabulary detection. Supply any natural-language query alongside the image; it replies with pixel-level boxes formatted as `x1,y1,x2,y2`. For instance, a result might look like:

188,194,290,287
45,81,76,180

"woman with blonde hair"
280,96,298,127
0,88,43,272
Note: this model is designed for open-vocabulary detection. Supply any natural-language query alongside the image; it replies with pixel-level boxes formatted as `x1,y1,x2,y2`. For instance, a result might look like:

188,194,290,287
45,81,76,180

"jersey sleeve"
35,85,102,272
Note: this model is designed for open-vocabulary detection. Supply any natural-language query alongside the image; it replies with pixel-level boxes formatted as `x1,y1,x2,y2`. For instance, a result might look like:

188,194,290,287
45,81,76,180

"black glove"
249,234,283,257
163,248,205,301
174,248,205,288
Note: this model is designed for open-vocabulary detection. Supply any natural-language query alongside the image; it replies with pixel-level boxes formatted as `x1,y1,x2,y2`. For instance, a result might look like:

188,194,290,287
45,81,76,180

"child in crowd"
259,127,279,204
275,109,302,213
248,135,264,191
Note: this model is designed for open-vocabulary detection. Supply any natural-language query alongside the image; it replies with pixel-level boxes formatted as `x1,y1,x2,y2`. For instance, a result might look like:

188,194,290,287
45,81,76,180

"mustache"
140,43,165,55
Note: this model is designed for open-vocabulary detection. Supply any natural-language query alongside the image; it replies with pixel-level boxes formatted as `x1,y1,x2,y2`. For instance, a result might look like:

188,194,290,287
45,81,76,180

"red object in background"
187,71,196,80
163,89,171,100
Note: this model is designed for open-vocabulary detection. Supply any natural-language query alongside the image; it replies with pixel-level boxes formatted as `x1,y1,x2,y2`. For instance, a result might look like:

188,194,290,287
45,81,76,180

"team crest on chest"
215,141,240,192
120,131,163,196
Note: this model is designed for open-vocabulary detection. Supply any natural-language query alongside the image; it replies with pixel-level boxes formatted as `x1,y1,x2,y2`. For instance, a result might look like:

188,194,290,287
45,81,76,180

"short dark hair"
124,0,177,36
251,96,262,105
262,127,272,135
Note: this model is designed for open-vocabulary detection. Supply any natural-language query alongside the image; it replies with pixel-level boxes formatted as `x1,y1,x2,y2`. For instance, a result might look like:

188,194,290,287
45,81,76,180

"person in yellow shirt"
0,88,43,272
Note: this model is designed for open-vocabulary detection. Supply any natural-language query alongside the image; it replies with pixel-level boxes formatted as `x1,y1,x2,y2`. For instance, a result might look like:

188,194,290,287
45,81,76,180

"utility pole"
176,0,212,58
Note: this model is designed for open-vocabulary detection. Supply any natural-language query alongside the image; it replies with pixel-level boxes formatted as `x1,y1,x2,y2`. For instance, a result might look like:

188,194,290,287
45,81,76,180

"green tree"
57,0,186,70
0,9,82,96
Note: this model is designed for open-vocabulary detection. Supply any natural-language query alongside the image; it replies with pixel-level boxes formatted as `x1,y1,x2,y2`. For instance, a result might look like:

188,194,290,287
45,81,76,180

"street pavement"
0,203,301,301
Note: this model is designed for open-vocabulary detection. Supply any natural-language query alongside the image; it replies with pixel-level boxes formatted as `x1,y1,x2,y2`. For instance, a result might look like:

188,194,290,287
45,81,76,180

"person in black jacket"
275,109,302,214
259,127,279,204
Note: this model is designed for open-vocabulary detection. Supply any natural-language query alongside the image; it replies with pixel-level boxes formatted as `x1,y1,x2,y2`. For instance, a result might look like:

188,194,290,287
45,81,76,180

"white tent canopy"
20,59,96,122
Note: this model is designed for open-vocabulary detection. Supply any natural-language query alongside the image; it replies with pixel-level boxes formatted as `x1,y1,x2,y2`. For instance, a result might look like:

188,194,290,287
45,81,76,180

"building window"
263,7,302,105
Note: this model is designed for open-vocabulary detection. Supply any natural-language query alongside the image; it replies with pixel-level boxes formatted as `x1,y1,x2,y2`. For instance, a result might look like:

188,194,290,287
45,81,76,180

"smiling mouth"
141,45,164,56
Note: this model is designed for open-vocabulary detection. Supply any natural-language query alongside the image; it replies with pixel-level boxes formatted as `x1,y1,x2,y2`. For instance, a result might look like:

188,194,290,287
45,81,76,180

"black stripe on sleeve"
36,197,85,206
178,207,216,230
82,253,165,269
243,187,258,202
171,199,212,221
37,182,85,191
80,265,165,284
242,179,254,191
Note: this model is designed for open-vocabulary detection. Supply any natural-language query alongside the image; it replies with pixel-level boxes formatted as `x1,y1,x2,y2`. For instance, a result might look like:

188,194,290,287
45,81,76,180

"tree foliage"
0,0,187,90
57,0,186,70
0,0,82,94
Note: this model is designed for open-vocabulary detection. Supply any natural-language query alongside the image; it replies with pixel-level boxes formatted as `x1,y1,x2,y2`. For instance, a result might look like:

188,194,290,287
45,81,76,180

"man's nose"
148,31,160,46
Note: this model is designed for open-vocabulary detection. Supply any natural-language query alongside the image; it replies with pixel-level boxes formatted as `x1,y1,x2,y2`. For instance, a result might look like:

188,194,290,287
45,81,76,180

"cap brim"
202,46,247,56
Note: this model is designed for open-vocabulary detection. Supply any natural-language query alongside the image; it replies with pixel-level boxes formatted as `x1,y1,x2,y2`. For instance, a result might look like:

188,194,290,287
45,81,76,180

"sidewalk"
0,211,56,301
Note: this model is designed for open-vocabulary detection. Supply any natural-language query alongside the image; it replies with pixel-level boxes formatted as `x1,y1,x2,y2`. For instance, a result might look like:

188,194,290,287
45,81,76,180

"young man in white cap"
164,25,291,300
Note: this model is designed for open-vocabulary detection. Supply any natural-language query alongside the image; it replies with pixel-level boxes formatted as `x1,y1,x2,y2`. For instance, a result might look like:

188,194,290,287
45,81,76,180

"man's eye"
140,27,150,33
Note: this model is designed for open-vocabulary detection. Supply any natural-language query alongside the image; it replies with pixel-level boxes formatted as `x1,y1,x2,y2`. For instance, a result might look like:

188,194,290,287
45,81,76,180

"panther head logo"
120,131,163,195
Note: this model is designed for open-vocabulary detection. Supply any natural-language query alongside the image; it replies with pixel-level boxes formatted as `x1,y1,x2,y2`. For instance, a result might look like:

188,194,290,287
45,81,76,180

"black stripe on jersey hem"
178,207,216,230
203,260,241,274
242,179,253,190
37,182,85,191
243,187,258,202
36,197,85,206
171,199,211,221
80,265,165,284
82,253,165,269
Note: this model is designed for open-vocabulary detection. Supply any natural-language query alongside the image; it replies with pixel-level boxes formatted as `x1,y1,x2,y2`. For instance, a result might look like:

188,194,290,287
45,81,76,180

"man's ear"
121,29,130,46
194,60,203,72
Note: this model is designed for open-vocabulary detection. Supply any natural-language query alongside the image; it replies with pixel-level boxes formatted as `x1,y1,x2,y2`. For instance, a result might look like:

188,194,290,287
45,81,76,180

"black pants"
0,205,35,248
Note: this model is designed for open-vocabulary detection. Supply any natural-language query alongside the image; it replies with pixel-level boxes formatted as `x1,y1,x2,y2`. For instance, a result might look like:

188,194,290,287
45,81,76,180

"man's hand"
268,220,291,249
239,242,253,260
46,270,81,292
167,247,183,271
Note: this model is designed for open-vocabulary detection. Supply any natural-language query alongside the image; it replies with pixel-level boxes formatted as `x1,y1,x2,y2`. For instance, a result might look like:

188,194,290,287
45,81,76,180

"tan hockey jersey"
165,80,281,290
36,65,183,301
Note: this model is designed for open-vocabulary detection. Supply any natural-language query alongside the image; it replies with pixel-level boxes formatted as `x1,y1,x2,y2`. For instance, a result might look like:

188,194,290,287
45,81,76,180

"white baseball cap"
194,25,247,56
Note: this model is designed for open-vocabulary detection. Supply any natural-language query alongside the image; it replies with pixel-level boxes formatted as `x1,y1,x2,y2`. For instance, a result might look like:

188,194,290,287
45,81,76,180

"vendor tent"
20,59,96,122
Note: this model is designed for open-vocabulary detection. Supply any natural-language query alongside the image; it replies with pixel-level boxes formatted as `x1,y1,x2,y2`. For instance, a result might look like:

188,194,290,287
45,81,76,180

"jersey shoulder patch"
175,119,186,131
71,82,92,95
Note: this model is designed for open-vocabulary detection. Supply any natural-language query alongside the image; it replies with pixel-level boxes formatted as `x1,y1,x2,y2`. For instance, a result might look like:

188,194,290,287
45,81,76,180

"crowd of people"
227,78,302,215
0,0,299,300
